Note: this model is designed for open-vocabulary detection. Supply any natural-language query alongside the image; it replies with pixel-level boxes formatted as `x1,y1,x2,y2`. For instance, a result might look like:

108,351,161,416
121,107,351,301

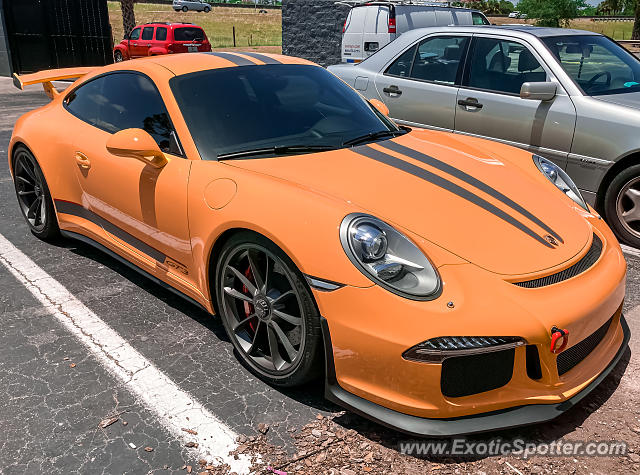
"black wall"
1,0,113,76
282,0,349,67
0,0,11,77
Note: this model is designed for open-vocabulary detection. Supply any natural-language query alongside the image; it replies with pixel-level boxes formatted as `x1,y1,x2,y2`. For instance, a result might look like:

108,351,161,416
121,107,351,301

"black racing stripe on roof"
204,52,256,66
352,146,554,248
379,140,563,244
237,52,282,64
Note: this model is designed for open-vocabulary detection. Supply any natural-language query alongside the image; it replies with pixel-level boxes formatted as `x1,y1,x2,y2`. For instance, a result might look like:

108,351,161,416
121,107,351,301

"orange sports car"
9,52,629,436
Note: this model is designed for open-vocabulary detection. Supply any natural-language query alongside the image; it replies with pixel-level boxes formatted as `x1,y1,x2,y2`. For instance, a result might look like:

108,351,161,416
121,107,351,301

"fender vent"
557,316,613,376
514,234,602,289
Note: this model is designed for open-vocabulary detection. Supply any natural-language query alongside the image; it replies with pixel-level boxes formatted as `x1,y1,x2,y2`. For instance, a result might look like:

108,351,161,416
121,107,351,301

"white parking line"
621,244,640,259
0,233,253,473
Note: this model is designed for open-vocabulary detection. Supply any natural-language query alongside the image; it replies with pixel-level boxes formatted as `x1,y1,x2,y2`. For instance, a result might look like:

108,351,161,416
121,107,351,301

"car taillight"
388,7,396,33
342,19,347,34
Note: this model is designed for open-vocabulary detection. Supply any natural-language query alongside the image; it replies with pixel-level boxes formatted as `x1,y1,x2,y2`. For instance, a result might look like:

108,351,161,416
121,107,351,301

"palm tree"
120,0,136,38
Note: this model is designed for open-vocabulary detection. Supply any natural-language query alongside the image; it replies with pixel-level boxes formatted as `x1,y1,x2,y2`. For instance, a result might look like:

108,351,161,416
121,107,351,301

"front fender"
187,160,375,300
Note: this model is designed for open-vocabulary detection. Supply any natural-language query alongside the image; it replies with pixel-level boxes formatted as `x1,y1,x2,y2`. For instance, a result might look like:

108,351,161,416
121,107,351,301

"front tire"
215,232,322,387
182,6,188,11
12,146,59,241
114,50,124,62
605,164,640,248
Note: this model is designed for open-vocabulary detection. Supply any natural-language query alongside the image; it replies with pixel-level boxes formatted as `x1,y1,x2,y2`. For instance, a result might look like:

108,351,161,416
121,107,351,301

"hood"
593,91,640,110
227,131,593,276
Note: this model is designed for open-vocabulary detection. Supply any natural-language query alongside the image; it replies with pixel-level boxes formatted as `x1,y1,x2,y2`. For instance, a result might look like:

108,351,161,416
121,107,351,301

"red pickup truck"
113,22,212,61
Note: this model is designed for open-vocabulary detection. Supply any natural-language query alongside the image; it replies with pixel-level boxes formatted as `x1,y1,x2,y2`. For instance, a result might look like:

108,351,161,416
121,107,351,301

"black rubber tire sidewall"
12,145,60,241
182,6,188,11
214,231,323,387
604,163,640,248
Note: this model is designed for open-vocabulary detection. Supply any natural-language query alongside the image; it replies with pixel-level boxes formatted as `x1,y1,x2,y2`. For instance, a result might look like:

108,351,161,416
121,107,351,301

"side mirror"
106,128,167,168
370,98,390,117
520,82,557,101
124,33,129,40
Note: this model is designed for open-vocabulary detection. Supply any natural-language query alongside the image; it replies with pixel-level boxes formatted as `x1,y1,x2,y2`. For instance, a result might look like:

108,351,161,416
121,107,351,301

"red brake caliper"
243,266,256,332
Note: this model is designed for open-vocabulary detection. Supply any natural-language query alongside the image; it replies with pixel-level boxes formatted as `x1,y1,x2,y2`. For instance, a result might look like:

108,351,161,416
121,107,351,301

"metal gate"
2,0,113,74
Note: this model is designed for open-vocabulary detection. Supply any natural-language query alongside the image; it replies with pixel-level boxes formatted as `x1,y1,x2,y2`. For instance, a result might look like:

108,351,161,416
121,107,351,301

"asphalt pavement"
0,78,639,474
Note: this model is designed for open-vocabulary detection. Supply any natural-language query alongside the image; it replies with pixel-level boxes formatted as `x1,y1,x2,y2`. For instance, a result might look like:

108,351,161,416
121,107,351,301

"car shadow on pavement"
328,347,631,463
55,237,339,414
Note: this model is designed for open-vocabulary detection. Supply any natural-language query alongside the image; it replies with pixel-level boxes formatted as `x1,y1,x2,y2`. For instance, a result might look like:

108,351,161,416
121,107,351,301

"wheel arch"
596,151,640,213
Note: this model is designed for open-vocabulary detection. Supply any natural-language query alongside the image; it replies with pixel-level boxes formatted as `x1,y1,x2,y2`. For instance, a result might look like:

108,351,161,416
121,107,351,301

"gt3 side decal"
379,141,564,244
203,52,257,67
54,199,187,268
352,146,555,248
237,52,282,65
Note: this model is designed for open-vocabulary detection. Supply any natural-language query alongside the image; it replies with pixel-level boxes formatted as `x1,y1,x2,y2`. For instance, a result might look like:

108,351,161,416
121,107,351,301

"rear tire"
604,164,640,248
204,7,210,12
12,146,60,241
214,232,323,387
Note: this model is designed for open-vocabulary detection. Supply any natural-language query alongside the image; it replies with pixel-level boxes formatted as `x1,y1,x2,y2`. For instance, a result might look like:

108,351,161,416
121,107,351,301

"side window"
156,27,167,41
142,27,154,41
410,36,469,84
472,12,489,25
129,27,141,40
65,73,179,154
467,38,546,94
385,45,417,77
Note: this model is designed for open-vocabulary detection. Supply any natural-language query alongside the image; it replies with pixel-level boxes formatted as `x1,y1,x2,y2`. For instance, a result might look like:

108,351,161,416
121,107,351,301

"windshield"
170,64,399,160
543,35,640,96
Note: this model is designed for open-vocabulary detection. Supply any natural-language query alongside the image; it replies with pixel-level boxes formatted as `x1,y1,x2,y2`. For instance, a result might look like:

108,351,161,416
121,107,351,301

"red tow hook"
550,326,570,354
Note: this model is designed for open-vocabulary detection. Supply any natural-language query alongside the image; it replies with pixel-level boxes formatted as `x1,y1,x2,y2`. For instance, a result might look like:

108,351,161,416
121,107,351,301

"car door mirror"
370,99,390,117
106,128,168,168
520,82,557,101
124,33,129,40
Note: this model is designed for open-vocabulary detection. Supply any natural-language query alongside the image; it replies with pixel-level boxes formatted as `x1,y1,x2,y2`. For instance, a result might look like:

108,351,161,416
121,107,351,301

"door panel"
454,36,576,168
374,35,470,131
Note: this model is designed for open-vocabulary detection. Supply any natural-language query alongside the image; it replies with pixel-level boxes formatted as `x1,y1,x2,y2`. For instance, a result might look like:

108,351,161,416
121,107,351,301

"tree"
517,0,586,27
120,0,136,38
633,0,640,39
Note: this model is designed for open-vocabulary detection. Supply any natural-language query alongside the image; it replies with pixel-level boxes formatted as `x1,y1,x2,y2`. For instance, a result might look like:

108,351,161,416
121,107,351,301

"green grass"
571,19,634,40
107,1,282,47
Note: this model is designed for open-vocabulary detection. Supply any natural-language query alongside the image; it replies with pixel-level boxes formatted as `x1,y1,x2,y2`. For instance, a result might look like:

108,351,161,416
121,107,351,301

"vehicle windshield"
543,34,640,96
170,64,400,160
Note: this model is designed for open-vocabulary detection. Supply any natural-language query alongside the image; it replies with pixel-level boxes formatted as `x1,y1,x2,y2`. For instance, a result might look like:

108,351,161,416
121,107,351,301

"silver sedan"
328,25,640,248
173,0,211,12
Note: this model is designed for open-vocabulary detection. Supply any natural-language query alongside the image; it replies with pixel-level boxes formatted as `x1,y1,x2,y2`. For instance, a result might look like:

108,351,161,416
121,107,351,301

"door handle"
383,85,402,96
75,152,91,170
132,42,138,46
146,44,152,47
458,98,483,109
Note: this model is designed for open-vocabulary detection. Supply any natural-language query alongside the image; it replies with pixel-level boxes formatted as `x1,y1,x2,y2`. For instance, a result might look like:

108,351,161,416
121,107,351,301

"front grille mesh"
514,234,602,289
557,316,613,376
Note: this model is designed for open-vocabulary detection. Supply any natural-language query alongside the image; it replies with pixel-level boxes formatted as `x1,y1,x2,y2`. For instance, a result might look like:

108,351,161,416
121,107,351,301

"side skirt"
60,230,211,314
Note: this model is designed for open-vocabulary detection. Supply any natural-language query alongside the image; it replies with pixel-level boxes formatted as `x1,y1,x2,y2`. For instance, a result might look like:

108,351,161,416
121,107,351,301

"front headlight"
340,214,441,300
533,155,589,212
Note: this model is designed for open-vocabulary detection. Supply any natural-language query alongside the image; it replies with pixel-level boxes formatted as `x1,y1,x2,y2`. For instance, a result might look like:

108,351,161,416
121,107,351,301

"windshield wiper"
217,145,336,160
342,129,405,147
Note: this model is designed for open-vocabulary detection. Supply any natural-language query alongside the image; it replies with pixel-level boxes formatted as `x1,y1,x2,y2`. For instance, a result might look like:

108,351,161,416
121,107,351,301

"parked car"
10,51,629,436
508,11,520,18
113,22,211,61
329,25,640,247
339,0,490,63
173,0,211,12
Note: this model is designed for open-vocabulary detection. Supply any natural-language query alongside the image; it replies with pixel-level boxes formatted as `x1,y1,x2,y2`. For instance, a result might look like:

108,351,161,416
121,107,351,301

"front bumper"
322,315,630,437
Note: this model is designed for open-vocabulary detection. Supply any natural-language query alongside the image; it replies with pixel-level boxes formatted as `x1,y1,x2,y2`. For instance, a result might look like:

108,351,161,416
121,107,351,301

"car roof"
138,22,202,28
397,24,601,40
142,52,316,76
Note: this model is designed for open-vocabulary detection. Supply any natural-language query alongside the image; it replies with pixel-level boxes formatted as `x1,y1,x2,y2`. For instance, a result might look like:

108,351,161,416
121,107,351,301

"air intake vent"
514,234,602,289
557,316,613,376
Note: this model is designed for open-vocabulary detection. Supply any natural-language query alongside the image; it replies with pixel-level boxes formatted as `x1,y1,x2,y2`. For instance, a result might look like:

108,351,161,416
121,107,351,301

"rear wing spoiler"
12,67,96,99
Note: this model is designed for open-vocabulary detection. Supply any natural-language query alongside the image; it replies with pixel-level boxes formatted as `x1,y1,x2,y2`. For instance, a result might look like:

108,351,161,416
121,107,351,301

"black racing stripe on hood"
353,146,554,248
379,140,564,244
204,52,256,66
238,52,282,64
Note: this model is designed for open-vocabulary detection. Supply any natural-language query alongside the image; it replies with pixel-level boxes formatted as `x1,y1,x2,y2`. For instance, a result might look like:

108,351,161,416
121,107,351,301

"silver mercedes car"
328,25,640,248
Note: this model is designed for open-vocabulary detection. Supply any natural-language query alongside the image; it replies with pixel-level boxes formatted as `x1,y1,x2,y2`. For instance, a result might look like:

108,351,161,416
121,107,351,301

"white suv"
173,0,211,13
